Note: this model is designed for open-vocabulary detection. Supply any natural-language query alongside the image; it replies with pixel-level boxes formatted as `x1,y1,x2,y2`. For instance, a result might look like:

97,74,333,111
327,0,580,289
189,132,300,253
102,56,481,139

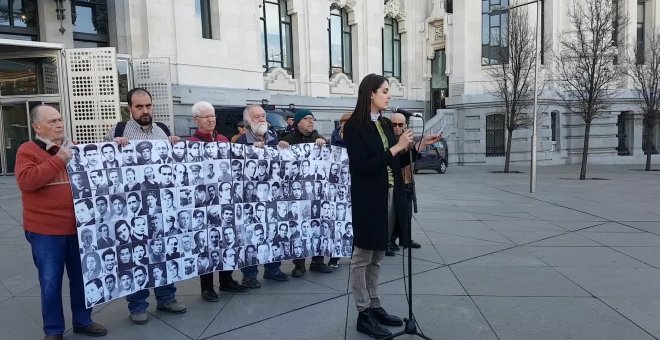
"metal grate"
132,58,174,131
64,48,120,144
486,114,505,157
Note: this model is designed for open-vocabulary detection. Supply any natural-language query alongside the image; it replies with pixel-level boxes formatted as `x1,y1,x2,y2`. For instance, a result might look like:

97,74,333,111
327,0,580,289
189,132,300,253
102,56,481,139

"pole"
530,0,540,193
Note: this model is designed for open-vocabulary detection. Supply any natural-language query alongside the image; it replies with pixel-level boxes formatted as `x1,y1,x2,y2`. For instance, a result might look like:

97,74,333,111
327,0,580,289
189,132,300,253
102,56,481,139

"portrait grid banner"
67,140,353,307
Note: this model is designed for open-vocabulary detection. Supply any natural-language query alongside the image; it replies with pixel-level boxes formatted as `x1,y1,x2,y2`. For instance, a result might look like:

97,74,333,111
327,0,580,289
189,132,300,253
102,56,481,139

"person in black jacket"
343,73,439,339
281,109,335,277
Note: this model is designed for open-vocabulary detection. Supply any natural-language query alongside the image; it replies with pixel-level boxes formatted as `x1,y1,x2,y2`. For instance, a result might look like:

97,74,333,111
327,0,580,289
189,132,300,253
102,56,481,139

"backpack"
114,121,171,138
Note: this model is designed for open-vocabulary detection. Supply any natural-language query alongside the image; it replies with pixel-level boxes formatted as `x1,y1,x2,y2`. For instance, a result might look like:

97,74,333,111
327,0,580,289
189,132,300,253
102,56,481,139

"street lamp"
490,0,541,193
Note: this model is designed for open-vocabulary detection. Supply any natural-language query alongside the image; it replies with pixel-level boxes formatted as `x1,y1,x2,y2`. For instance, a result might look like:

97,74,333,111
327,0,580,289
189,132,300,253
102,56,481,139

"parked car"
414,137,448,174
213,105,293,138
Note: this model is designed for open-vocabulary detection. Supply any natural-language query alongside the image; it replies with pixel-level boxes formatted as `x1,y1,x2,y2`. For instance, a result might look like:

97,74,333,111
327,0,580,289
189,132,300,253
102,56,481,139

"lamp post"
490,0,541,193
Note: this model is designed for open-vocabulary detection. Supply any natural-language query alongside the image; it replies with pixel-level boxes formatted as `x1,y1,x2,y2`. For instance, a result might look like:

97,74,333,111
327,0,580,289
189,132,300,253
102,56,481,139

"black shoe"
309,262,334,273
400,240,421,249
291,264,306,278
385,250,395,256
263,271,290,281
219,279,248,293
327,258,339,268
201,289,219,302
389,240,400,251
241,277,262,288
370,307,403,327
357,309,392,339
72,322,108,337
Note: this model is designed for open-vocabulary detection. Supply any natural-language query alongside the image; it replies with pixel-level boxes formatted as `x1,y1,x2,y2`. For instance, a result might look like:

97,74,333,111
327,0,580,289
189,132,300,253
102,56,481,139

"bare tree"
626,29,660,171
554,0,628,180
486,8,539,173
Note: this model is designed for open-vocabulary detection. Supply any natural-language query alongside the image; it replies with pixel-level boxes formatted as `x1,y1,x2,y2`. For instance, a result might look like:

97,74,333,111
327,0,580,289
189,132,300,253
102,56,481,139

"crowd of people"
16,73,439,340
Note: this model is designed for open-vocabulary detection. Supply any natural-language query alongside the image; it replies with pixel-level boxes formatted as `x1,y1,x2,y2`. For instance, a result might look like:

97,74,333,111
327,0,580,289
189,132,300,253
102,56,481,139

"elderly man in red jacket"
15,105,107,340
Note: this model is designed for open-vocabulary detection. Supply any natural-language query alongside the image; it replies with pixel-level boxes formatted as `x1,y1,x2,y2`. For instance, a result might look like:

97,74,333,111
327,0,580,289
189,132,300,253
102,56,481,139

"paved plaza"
0,164,659,340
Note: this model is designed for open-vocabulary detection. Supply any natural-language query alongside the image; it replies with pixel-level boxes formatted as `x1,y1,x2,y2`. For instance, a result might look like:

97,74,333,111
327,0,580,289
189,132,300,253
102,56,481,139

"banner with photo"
67,140,353,308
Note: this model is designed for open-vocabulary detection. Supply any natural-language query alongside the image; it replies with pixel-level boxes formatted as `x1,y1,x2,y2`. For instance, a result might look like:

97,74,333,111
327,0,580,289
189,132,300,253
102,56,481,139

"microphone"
391,106,422,118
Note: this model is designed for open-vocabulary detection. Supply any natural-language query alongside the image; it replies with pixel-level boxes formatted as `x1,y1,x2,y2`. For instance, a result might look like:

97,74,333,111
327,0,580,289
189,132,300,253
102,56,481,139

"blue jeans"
241,262,282,279
25,231,93,336
125,284,176,314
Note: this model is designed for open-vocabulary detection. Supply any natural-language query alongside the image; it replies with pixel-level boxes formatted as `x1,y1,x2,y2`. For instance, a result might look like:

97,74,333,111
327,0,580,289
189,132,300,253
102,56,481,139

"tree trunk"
580,123,591,180
645,131,653,171
504,129,513,173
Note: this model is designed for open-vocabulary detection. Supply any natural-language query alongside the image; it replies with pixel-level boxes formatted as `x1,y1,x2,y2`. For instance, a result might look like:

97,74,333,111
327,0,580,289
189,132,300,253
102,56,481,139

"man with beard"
236,105,291,287
104,88,186,324
101,143,120,168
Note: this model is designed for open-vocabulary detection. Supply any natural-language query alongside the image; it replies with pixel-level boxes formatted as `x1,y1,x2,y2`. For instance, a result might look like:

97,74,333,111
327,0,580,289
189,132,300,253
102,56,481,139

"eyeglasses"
302,116,316,122
392,123,405,128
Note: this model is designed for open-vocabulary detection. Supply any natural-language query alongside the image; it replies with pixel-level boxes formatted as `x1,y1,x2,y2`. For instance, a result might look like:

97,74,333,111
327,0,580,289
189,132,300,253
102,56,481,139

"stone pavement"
1,164,659,340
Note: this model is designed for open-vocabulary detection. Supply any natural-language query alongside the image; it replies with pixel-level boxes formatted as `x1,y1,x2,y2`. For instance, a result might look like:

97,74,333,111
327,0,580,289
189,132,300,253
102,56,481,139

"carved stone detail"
329,72,356,95
264,68,297,92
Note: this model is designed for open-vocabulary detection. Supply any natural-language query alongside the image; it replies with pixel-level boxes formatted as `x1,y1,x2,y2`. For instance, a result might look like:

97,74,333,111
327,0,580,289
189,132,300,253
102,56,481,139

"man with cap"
281,109,335,277
190,164,204,185
136,141,153,165
104,88,186,325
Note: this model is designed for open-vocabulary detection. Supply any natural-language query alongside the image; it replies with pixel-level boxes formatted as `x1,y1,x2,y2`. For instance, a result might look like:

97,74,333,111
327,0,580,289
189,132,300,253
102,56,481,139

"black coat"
343,116,415,251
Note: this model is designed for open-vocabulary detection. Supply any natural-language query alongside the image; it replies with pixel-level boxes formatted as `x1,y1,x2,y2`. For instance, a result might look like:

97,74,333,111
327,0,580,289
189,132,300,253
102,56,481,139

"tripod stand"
383,116,431,340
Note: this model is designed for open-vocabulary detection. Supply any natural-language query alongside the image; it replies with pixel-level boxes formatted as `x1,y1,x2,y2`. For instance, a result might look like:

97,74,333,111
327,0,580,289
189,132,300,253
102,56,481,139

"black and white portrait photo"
69,140,353,307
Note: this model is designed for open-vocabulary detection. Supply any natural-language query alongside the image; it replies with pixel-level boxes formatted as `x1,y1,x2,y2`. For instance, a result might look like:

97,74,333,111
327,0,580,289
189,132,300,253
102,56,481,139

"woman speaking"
343,74,439,339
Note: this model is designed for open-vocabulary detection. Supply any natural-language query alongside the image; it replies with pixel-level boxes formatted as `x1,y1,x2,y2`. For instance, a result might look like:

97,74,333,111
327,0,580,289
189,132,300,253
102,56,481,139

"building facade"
1,0,656,175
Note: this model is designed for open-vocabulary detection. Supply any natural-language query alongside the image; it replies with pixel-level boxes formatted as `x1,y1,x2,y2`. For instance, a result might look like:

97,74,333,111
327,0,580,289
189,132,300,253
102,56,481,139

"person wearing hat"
187,100,248,301
281,109,334,278
189,164,204,185
136,141,153,165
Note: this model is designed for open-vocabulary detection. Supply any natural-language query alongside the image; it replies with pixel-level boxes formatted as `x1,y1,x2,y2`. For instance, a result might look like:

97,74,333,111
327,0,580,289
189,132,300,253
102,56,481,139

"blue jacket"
331,126,346,147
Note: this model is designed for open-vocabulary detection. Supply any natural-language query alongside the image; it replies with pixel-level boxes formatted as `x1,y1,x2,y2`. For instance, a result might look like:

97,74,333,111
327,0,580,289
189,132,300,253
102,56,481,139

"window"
195,0,213,39
71,0,108,47
637,1,645,64
0,0,38,40
486,114,505,157
260,0,294,75
383,17,401,80
617,113,631,156
550,111,560,151
482,0,508,65
329,5,352,79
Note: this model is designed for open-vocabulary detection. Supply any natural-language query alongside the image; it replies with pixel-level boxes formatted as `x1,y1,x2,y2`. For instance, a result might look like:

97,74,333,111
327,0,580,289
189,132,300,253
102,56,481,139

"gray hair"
243,105,261,126
30,105,57,124
191,101,214,118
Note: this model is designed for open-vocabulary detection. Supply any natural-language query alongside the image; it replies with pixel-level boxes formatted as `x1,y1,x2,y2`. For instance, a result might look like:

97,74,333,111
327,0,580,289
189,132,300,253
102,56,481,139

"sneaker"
219,279,248,293
201,289,219,302
241,277,262,288
129,312,149,325
156,300,187,314
309,262,334,273
291,265,306,278
263,271,290,281
72,322,107,337
327,258,339,268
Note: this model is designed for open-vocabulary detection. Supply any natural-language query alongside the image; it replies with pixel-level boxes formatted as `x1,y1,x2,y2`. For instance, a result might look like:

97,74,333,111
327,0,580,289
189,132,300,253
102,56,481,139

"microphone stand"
383,115,431,340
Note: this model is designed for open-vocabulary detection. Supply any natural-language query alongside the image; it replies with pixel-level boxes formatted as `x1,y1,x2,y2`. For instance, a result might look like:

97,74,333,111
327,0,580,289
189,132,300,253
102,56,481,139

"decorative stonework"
264,67,297,92
329,72,356,95
329,0,357,25
387,77,405,98
384,0,407,33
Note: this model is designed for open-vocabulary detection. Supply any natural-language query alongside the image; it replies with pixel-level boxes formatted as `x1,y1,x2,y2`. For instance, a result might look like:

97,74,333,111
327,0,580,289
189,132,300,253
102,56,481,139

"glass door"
0,102,30,174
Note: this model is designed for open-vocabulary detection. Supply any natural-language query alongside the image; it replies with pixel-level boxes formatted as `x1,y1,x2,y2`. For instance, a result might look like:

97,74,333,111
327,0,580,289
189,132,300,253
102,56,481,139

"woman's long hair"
350,73,389,126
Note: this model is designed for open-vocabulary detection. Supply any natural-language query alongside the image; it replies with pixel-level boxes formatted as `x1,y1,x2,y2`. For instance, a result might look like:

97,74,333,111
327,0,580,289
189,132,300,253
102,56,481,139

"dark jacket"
331,126,346,147
343,116,415,251
281,129,325,144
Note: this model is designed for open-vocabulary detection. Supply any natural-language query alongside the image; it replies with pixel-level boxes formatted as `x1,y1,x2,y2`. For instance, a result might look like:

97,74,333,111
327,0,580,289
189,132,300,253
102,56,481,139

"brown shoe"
72,322,108,337
44,335,63,340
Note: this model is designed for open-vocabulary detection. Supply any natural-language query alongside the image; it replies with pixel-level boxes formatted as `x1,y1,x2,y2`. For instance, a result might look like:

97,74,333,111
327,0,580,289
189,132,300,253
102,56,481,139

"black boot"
357,309,392,339
389,238,400,251
370,306,403,326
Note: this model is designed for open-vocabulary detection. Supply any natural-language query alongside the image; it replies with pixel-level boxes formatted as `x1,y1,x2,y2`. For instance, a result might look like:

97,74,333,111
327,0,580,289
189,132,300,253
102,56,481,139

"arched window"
486,114,505,157
260,0,294,75
383,16,401,81
329,5,352,79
